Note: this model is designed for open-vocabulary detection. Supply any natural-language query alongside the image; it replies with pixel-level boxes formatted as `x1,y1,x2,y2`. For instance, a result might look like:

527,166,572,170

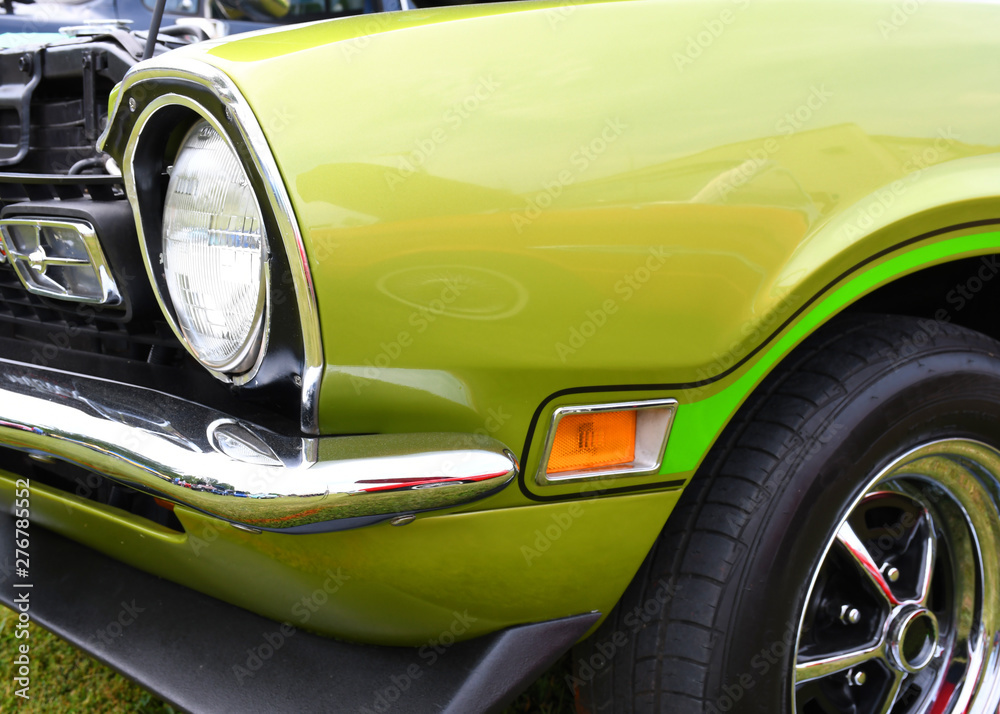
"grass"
0,607,176,713
504,652,576,714
0,606,574,713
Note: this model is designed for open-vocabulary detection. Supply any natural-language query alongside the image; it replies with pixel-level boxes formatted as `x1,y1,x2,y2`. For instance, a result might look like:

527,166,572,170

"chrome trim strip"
122,94,272,382
534,399,677,486
0,218,122,306
100,58,325,434
0,360,518,533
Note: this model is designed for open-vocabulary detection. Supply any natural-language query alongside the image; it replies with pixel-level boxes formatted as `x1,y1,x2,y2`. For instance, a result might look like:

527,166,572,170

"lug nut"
847,669,866,686
839,605,861,625
881,563,900,582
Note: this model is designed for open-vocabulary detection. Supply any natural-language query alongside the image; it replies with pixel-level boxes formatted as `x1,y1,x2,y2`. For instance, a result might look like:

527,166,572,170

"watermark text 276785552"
11,476,32,700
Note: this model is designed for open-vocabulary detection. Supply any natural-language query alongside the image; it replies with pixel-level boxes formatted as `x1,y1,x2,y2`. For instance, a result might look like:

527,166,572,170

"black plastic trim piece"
517,218,1000,502
0,515,598,713
0,172,122,186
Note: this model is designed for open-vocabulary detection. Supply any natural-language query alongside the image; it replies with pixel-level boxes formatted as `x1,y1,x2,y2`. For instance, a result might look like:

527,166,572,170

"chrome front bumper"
0,360,518,533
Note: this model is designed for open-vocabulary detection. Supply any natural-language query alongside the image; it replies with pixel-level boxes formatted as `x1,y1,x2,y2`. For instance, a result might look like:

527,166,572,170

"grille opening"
0,448,185,533
0,75,117,176
0,259,187,365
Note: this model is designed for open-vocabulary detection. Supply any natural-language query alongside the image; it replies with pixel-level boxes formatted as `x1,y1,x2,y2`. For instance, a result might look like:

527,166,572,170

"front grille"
0,95,107,176
0,259,180,364
0,156,192,370
0,172,122,208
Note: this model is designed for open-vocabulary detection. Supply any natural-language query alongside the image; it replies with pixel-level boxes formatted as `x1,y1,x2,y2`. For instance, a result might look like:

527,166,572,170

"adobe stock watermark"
700,627,797,713
877,0,928,38
695,85,833,203
878,256,1000,354
361,610,478,713
470,404,512,447
942,255,1000,315
339,13,395,62
545,0,578,29
85,600,146,649
185,466,292,556
692,291,798,384
347,276,469,395
25,275,138,369
565,579,678,689
520,502,585,565
232,568,350,684
555,246,669,363
385,76,501,191
724,422,845,532
876,317,954,369
673,0,751,72
837,127,959,241
232,621,297,686
863,510,918,566
510,118,627,233
262,106,295,136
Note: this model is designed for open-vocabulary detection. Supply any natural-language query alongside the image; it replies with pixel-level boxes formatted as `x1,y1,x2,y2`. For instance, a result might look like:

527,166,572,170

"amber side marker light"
536,399,677,486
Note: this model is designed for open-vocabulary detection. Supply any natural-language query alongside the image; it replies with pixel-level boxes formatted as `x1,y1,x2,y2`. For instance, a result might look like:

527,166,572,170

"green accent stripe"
662,230,1000,474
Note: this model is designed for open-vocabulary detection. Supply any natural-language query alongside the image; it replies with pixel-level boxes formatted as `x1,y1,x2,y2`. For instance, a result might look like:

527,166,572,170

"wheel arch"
659,200,1000,493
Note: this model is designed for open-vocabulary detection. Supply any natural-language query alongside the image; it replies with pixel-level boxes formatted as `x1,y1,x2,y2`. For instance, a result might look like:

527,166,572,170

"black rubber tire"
572,314,1000,714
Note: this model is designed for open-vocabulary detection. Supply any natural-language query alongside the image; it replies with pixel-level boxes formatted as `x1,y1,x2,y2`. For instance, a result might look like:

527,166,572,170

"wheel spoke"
794,642,883,684
875,670,905,714
837,521,899,606
915,512,937,606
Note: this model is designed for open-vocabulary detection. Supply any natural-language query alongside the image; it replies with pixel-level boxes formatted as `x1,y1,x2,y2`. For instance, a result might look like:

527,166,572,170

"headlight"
161,119,268,374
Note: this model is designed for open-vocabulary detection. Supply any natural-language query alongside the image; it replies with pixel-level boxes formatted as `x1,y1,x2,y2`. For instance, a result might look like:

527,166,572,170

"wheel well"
846,254,1000,341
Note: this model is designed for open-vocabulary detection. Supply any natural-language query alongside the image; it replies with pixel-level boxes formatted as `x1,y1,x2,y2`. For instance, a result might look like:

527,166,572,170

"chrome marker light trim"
123,94,271,382
535,399,677,486
0,218,122,305
103,57,324,434
0,361,518,533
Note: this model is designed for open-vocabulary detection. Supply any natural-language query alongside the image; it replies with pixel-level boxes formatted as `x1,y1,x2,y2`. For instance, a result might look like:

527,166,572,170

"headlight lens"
161,119,268,373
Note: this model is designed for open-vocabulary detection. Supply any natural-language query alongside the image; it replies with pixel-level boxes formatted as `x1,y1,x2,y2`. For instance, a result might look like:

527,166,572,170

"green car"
1,0,1000,711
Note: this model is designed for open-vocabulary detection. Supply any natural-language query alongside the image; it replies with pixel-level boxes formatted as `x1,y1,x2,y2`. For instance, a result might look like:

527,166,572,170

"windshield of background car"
140,0,365,19
209,0,364,21
142,0,201,14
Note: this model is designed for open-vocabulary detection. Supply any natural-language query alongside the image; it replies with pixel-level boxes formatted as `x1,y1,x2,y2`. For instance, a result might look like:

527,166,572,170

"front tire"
575,314,1000,714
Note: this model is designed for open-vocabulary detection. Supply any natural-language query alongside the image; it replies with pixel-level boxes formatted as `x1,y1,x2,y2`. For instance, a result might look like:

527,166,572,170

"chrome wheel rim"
793,439,1000,713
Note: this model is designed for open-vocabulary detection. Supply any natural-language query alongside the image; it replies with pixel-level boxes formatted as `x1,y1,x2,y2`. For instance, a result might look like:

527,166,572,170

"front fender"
91,0,1000,644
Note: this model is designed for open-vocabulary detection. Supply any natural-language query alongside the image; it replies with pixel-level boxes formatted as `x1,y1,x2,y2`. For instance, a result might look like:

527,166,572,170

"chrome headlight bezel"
125,95,271,381
123,94,273,385
106,61,323,434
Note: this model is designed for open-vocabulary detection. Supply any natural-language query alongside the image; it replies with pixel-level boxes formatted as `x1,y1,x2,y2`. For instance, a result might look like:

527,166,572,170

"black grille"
0,260,179,364
0,172,122,208
0,96,106,176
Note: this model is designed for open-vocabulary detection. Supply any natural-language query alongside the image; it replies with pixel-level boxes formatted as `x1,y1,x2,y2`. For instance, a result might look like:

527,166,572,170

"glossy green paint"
0,469,679,644
90,0,1000,642
173,0,1000,465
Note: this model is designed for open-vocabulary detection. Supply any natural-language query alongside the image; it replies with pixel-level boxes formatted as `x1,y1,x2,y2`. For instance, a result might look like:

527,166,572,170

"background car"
0,0,363,36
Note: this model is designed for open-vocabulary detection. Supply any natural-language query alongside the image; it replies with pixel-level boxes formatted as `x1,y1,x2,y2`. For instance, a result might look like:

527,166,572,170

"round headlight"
161,119,268,374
